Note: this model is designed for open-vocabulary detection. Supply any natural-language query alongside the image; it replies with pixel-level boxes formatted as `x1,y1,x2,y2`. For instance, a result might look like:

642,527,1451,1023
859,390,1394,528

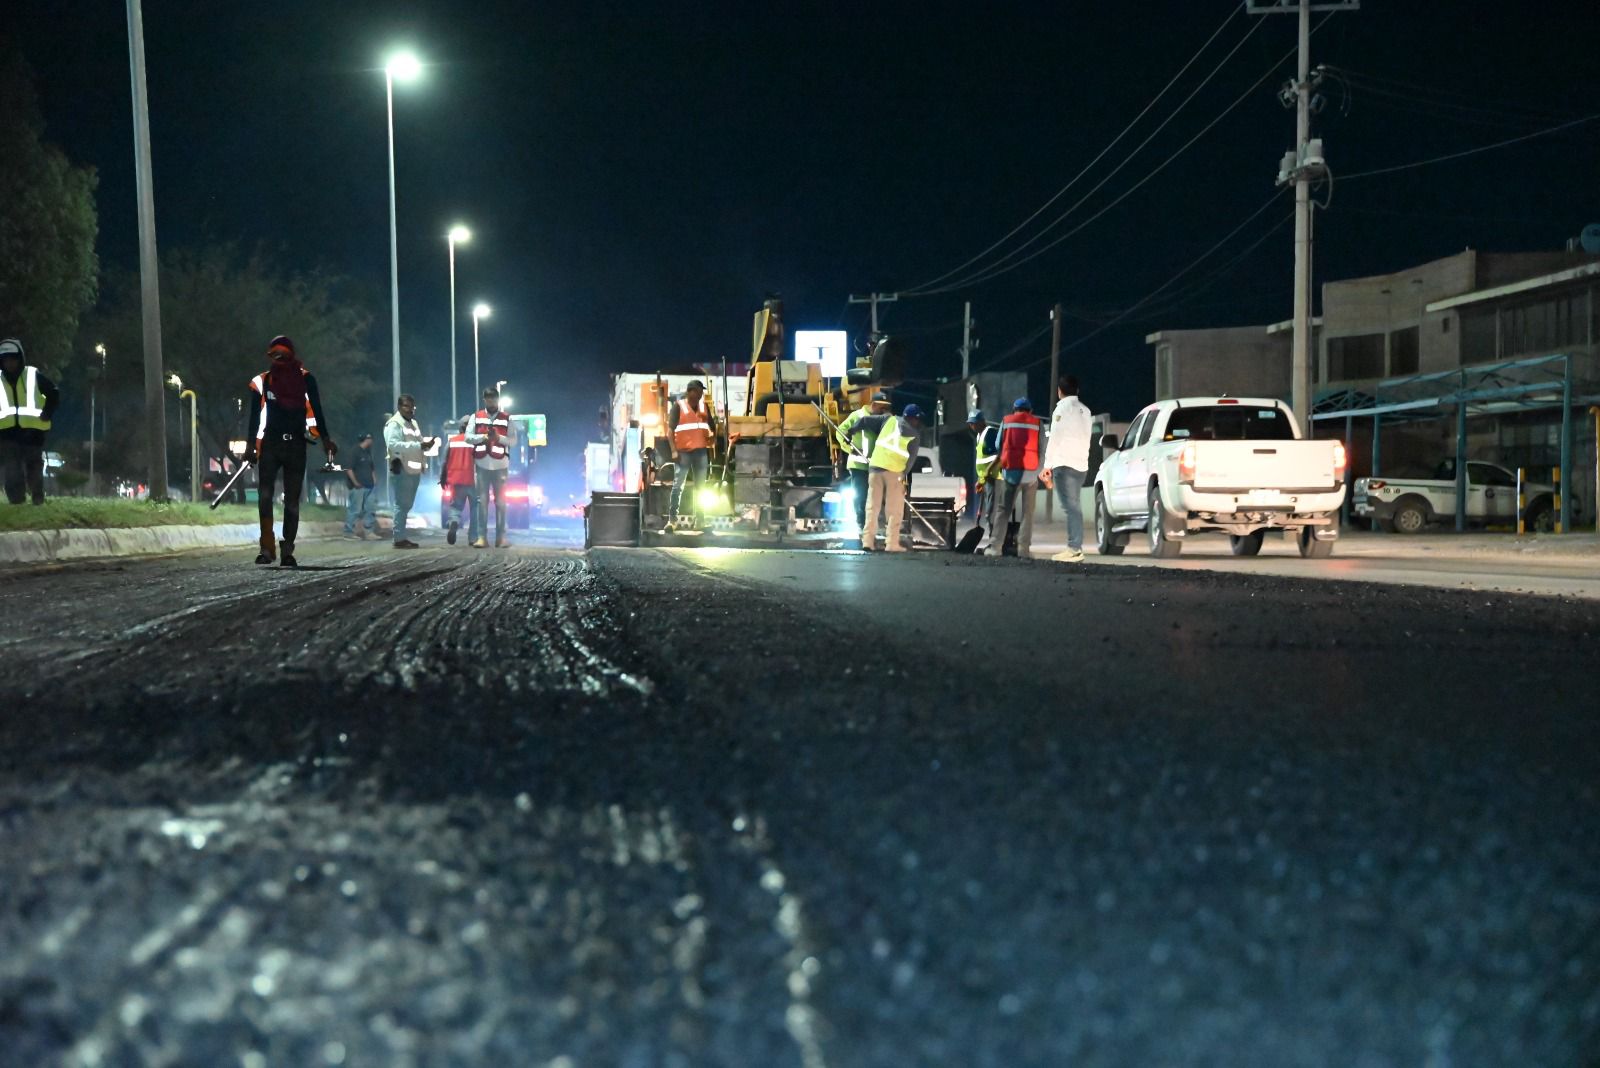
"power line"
921,25,1319,296
1341,112,1600,180
975,190,1290,375
898,5,1245,296
912,15,1272,296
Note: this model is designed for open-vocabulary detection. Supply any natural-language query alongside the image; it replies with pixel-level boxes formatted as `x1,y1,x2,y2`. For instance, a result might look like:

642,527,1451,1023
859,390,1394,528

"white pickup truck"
1094,397,1347,559
1354,460,1556,534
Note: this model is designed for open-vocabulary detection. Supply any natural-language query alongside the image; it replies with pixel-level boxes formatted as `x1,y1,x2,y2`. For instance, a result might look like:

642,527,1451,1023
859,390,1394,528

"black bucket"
585,492,641,548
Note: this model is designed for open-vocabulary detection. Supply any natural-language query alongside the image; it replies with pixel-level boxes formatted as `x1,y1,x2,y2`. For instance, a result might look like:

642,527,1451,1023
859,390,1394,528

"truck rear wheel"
1229,531,1265,556
1298,526,1334,558
1391,498,1428,534
1095,489,1126,556
1148,483,1182,559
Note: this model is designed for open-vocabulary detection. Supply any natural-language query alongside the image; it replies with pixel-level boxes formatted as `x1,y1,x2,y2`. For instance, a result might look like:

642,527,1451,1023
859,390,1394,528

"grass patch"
0,499,346,533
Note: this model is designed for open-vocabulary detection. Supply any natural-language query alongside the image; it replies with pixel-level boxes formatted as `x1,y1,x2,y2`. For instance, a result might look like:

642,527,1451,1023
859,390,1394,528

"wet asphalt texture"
0,539,1597,1067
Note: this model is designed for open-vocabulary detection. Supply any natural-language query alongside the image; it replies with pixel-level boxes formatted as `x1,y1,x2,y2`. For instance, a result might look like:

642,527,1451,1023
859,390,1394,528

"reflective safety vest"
0,367,51,431
869,416,916,474
248,371,319,445
836,407,876,471
390,416,425,474
469,408,512,460
443,433,477,486
999,411,1041,471
673,397,712,451
974,424,1000,481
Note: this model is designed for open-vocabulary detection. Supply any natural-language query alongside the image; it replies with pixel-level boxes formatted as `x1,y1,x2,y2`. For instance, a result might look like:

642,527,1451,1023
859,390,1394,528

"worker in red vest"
464,386,517,547
991,397,1042,559
439,430,477,544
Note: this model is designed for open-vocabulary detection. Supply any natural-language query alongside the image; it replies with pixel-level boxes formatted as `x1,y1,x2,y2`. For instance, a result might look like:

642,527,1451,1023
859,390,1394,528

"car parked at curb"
1354,460,1556,533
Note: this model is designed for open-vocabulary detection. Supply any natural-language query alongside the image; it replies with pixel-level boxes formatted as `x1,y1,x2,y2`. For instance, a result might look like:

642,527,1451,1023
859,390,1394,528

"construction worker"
0,338,59,505
666,379,716,530
835,390,891,528
342,432,379,539
464,386,517,547
244,335,336,567
440,427,477,544
862,403,923,553
993,397,1042,559
967,408,1000,523
1042,375,1094,562
384,394,434,550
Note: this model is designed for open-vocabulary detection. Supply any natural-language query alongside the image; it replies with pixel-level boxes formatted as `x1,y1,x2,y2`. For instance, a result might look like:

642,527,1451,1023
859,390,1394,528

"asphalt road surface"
2,535,1597,1067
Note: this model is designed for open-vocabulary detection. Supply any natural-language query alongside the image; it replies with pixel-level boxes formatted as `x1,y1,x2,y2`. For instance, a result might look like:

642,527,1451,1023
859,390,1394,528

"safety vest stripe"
1001,424,1039,434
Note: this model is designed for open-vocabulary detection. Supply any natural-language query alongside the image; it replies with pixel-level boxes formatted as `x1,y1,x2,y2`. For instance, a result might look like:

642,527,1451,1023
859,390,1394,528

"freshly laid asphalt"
1,531,1596,1067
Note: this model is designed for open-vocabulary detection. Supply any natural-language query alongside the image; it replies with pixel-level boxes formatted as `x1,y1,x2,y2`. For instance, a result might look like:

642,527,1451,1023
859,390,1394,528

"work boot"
471,537,488,548
255,531,276,566
495,533,509,548
447,519,458,545
279,542,298,568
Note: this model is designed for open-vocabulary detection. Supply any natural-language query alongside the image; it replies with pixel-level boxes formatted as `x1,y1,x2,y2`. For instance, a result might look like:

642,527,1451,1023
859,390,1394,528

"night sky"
9,1,1599,498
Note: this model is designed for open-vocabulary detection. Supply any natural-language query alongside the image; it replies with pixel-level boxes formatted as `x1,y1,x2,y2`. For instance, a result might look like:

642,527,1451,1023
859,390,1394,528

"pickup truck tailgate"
1190,440,1338,492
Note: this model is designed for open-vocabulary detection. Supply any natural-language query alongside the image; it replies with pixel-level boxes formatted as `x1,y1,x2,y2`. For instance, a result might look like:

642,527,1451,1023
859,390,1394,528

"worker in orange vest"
666,379,717,529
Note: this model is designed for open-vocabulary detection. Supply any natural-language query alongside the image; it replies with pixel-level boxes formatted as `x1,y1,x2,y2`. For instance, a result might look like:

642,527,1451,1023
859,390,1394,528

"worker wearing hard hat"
835,391,892,528
967,407,1000,523
990,397,1042,559
666,379,717,530
862,403,924,552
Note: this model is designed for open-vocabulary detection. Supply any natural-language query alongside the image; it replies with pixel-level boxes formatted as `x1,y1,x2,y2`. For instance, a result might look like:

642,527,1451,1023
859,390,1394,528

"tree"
82,244,380,480
0,45,98,376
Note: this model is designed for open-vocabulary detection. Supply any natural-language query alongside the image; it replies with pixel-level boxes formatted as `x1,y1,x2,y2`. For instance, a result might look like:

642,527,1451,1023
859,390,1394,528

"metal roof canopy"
1310,353,1589,532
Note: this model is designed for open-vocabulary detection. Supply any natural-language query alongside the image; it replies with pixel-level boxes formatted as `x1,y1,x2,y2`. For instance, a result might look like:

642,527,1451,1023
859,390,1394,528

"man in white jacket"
1042,376,1093,562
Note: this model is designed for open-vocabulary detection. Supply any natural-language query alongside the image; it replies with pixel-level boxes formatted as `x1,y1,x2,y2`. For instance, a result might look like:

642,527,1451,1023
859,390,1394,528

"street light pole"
382,51,421,407
447,225,471,418
91,343,106,494
182,388,198,503
472,303,491,401
126,0,168,500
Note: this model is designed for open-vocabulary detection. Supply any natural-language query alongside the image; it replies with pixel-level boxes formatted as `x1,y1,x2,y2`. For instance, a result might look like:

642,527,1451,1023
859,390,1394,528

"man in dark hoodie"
243,335,336,567
0,338,61,505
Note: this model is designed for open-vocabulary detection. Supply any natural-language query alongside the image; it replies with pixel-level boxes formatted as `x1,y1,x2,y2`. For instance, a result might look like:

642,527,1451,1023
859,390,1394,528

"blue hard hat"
902,403,925,421
1013,397,1033,411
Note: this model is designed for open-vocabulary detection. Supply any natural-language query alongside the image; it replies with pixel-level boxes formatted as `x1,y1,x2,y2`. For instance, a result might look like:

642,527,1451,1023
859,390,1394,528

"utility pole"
126,0,168,500
1045,303,1062,521
1250,0,1357,433
848,292,899,340
960,300,972,378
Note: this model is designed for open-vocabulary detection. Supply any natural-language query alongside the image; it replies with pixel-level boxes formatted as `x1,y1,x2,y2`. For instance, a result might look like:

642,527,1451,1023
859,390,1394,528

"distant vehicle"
1094,397,1347,559
1354,460,1556,534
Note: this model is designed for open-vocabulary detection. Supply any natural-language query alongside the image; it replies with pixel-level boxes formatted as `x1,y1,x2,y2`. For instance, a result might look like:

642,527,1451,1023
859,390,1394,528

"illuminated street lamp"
90,343,106,494
383,49,423,404
167,373,198,503
447,224,471,418
472,302,491,400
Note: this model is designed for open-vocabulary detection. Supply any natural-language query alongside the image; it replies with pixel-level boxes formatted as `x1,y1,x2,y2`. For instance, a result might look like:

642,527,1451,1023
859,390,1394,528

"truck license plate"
1246,489,1286,505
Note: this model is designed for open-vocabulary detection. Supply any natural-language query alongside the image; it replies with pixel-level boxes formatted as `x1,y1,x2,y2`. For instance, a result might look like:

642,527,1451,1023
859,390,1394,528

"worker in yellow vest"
862,404,924,552
835,391,891,528
0,338,60,505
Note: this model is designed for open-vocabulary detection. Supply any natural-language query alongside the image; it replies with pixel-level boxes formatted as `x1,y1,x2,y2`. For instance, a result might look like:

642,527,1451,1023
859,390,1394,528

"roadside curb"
0,522,347,566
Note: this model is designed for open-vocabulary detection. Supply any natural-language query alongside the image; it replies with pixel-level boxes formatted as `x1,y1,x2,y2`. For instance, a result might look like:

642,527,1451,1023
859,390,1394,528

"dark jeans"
257,435,308,545
0,438,45,504
850,467,869,527
669,448,710,517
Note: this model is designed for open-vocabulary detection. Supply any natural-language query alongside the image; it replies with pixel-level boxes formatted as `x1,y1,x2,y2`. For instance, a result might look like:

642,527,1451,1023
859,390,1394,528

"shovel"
209,460,252,509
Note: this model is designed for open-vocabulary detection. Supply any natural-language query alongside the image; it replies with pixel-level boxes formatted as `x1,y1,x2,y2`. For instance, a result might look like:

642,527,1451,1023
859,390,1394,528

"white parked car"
1094,397,1347,559
1354,460,1557,533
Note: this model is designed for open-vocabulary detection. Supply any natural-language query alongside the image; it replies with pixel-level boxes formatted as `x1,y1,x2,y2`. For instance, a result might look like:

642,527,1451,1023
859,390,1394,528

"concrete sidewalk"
0,522,348,567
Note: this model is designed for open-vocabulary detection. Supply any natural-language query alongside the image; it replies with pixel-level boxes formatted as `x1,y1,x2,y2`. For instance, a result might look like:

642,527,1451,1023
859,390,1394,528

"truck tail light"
1178,443,1198,483
1366,479,1385,490
1332,441,1347,475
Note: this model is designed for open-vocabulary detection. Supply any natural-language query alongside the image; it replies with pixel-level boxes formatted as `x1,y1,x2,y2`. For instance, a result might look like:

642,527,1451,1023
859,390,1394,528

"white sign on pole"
793,330,848,379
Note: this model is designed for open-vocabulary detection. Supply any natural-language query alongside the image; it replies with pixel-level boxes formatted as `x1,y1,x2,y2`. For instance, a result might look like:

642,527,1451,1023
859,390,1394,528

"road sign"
522,413,548,447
